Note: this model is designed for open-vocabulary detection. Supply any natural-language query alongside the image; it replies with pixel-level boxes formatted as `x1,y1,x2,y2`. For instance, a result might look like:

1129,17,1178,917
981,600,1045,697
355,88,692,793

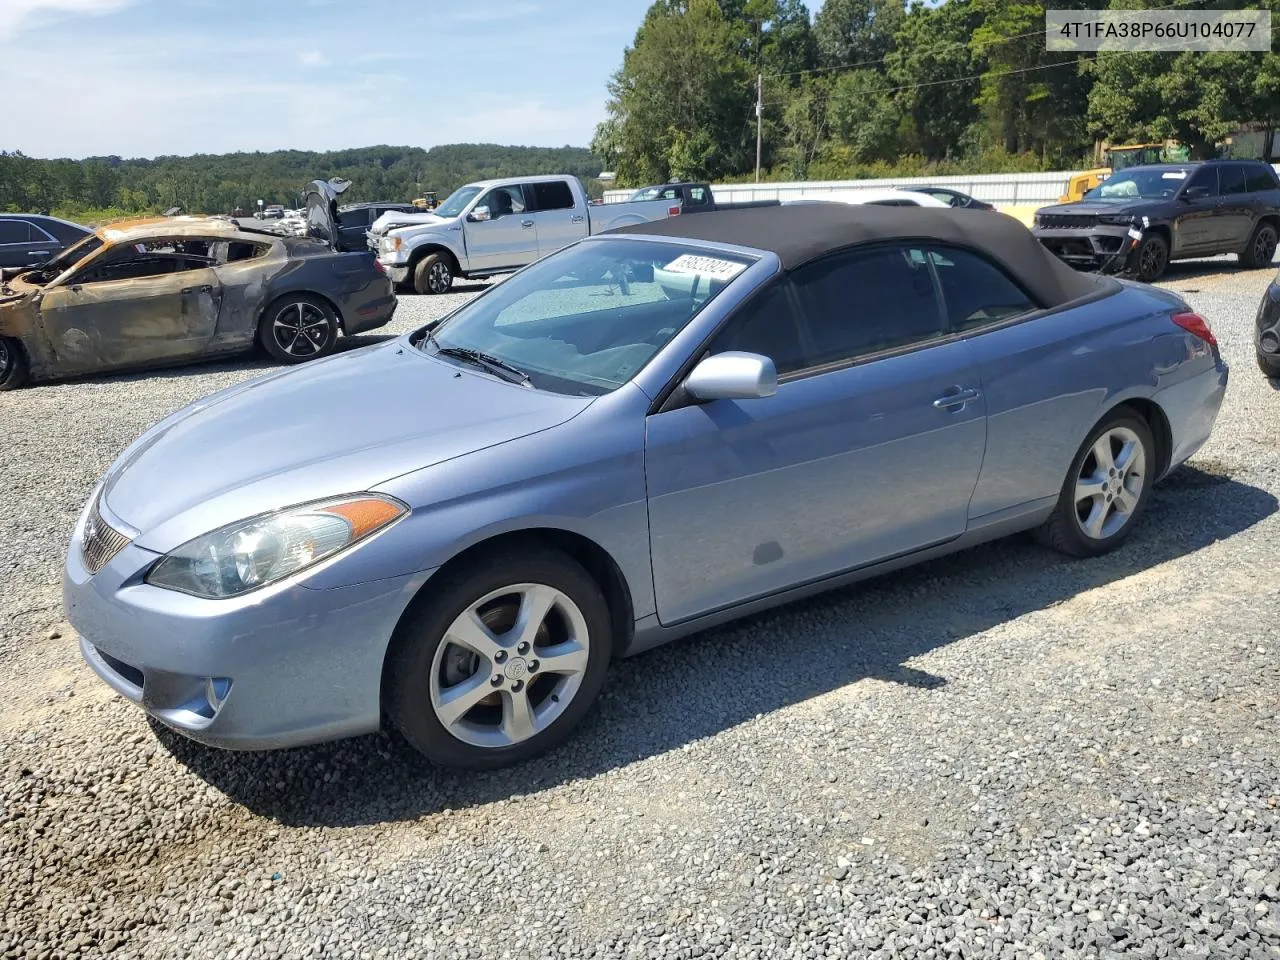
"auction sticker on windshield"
1162,171,1188,180
663,254,747,280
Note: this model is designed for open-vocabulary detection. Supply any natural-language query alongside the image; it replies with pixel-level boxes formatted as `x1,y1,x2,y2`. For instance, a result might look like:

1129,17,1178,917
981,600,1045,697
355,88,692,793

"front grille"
1037,213,1097,230
81,493,132,575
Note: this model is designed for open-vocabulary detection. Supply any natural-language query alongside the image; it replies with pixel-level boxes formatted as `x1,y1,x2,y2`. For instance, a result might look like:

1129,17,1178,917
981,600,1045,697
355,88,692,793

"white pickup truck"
368,174,681,294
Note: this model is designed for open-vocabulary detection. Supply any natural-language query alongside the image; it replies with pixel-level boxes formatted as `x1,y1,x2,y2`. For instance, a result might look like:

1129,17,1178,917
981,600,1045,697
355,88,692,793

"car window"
1246,164,1280,192
1220,164,1248,195
687,186,710,206
928,246,1037,331
866,198,918,206
338,209,369,228
528,180,575,212
0,219,33,244
479,185,527,219
33,218,87,245
1184,166,1220,197
704,279,808,376
221,241,270,263
77,256,185,284
791,245,943,367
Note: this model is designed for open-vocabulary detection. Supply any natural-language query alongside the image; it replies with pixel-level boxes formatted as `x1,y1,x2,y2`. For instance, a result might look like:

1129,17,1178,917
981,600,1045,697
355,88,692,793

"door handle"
521,220,535,229
933,387,982,410
570,215,585,223
182,285,213,294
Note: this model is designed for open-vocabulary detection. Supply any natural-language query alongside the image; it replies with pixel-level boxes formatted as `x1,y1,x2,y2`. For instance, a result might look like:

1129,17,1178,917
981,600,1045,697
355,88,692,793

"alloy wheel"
0,340,10,380
1073,426,1147,540
428,583,591,749
427,260,452,294
1255,229,1278,267
1139,241,1166,280
272,302,330,357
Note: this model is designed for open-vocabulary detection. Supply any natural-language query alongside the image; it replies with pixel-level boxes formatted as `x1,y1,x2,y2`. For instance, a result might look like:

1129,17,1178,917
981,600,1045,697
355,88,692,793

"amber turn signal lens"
319,498,406,539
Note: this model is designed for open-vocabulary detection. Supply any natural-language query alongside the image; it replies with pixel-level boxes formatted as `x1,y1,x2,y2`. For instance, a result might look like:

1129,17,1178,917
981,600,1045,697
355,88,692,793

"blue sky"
2,0,823,159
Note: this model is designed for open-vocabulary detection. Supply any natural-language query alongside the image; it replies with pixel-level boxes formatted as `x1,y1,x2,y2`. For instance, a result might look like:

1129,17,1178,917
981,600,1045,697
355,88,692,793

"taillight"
372,259,387,275
1171,310,1216,347
668,205,681,216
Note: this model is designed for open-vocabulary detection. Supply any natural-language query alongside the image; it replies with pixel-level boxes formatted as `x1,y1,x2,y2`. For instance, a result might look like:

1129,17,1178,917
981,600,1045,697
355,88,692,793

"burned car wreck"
0,181,396,390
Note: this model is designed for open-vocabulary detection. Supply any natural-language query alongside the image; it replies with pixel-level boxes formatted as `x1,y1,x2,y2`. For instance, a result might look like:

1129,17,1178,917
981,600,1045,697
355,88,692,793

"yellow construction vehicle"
1058,143,1185,203
412,192,438,211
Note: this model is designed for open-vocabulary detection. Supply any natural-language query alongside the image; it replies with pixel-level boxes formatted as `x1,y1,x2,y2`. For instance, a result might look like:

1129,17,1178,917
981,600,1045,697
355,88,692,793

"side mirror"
469,205,491,222
1182,185,1210,201
684,351,777,402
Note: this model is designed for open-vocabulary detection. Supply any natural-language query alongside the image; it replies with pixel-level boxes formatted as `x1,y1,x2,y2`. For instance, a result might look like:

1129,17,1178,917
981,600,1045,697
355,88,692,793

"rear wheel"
0,336,29,390
1241,222,1279,269
413,253,453,295
386,548,612,769
1036,409,1155,558
1133,234,1169,282
258,295,339,364
1259,350,1280,380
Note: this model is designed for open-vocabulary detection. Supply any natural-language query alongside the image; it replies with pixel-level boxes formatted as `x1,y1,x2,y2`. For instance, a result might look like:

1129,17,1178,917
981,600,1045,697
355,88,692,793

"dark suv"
1032,159,1280,281
335,202,418,252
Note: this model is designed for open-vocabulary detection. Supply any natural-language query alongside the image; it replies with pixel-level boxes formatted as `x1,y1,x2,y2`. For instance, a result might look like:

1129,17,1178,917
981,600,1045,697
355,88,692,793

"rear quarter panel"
964,281,1207,519
269,246,389,330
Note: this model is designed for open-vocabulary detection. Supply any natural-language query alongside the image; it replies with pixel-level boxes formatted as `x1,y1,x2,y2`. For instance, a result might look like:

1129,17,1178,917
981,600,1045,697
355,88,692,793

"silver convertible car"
64,204,1228,769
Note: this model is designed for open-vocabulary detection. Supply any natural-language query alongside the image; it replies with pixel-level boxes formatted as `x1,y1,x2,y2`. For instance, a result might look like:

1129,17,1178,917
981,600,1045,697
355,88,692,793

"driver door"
464,184,539,272
37,242,222,374
1172,166,1221,255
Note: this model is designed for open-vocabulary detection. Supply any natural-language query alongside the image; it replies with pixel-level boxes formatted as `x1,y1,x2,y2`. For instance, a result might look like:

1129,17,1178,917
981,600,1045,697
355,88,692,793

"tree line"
0,144,603,221
591,0,1280,186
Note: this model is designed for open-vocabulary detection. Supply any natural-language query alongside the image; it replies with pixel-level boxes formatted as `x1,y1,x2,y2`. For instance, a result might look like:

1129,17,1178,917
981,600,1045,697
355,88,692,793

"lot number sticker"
663,254,747,279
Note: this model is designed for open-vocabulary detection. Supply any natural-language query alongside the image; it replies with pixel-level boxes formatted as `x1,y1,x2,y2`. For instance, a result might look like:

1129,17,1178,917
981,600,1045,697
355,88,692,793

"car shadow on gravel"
155,463,1277,828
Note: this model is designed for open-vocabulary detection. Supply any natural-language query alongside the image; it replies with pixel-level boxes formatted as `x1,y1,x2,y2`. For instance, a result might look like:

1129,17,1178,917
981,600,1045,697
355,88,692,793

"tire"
1133,233,1169,282
413,253,454,295
1240,222,1279,270
1035,408,1156,558
385,547,613,770
0,336,29,390
1259,350,1280,380
258,294,339,365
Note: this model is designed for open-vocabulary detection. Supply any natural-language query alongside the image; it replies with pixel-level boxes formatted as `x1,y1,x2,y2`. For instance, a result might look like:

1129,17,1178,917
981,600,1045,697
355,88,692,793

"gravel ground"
2,259,1279,960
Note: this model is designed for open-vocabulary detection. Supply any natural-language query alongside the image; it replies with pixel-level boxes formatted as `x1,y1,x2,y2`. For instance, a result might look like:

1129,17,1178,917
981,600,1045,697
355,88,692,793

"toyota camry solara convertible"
64,203,1228,769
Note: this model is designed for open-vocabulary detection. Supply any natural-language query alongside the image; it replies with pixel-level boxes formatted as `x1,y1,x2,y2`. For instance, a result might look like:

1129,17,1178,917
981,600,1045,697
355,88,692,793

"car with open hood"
0,182,396,389
64,202,1226,770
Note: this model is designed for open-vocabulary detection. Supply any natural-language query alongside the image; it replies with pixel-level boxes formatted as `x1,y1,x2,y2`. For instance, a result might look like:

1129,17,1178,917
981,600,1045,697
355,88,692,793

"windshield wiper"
431,339,532,387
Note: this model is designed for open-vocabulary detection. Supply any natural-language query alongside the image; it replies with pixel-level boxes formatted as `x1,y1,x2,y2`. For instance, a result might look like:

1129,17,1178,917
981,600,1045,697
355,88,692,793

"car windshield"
421,238,756,396
433,186,483,218
629,186,667,201
1084,168,1191,202
29,232,104,280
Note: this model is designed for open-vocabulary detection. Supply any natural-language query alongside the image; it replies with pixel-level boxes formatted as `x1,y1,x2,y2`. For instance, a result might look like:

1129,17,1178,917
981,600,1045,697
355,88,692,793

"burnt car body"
1032,160,1280,282
0,213,92,269
1256,269,1280,378
0,190,396,390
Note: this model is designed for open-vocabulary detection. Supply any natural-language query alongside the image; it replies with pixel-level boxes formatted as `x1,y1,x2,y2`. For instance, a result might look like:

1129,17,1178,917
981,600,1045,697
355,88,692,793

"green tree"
812,0,905,69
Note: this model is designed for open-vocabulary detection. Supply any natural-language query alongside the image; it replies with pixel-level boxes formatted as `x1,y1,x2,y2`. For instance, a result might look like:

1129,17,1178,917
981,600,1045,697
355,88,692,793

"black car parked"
0,214,91,269
1255,270,1280,379
1032,159,1280,281
904,186,995,210
335,201,418,252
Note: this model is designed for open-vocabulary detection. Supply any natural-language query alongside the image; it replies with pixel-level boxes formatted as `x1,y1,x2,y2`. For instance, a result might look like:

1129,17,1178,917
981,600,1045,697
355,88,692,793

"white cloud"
0,0,135,40
296,49,328,66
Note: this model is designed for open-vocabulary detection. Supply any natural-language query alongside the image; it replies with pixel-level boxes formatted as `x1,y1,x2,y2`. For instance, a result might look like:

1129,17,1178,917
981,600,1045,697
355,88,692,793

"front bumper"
1033,225,1138,273
64,497,433,751
1256,279,1280,356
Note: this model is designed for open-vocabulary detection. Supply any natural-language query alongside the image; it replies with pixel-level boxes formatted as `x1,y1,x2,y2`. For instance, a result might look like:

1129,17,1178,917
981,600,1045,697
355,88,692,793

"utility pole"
755,72,763,183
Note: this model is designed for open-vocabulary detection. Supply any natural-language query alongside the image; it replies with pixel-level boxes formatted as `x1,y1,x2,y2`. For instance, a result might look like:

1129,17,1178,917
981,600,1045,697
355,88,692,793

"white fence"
602,166,1280,210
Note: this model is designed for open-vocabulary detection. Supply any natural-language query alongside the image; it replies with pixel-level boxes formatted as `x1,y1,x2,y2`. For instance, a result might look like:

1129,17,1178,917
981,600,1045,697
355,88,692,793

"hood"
102,339,592,552
303,177,352,250
370,210,451,236
1037,198,1167,218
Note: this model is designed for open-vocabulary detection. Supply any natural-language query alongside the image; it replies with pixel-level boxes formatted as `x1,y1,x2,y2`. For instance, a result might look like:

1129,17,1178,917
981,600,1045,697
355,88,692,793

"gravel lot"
2,259,1279,960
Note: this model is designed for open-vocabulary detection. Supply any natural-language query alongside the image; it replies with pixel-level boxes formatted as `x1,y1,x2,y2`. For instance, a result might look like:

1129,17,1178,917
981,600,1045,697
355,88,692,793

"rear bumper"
1034,225,1137,273
1155,358,1229,475
343,281,398,335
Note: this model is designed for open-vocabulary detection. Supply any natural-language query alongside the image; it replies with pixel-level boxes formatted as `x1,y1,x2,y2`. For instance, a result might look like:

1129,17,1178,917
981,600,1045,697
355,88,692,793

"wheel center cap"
503,657,530,682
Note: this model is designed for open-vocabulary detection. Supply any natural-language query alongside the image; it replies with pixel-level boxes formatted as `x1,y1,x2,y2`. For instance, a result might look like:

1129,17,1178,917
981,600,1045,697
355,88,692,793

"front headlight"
380,236,402,253
146,494,407,599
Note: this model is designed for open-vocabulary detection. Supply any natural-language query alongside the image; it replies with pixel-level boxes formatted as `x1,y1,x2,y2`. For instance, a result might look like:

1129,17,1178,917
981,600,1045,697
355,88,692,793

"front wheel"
1259,350,1280,380
386,548,613,770
413,253,454,295
258,295,339,364
0,336,29,390
1036,409,1155,558
1132,234,1169,282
